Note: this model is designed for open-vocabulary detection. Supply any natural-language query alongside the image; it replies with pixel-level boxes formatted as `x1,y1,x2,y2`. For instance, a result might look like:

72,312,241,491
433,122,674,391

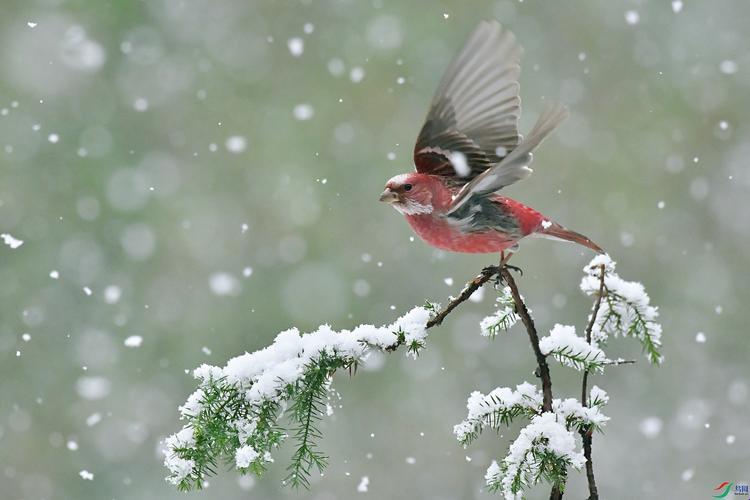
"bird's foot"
503,264,524,277
493,264,523,289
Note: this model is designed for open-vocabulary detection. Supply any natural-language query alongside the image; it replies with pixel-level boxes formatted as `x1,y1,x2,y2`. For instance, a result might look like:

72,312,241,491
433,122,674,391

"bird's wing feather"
414,20,523,184
447,102,569,214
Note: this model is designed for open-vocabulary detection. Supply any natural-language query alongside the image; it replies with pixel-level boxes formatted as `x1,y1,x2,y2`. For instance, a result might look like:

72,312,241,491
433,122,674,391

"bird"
379,20,603,266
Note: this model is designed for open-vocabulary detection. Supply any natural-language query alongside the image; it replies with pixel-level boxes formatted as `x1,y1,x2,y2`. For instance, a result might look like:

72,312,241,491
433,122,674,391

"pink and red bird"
379,20,602,262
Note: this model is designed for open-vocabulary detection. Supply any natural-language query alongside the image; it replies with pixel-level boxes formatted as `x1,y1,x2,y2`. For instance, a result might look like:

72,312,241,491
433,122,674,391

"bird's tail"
536,222,604,253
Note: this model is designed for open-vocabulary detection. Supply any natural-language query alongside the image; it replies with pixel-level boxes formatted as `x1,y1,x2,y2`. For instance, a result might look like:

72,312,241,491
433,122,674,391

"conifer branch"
164,255,661,500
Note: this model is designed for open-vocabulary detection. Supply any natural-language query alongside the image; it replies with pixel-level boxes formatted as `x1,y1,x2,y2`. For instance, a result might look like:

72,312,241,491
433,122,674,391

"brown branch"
500,268,553,412
499,268,563,500
580,264,606,500
385,266,501,352
427,266,501,328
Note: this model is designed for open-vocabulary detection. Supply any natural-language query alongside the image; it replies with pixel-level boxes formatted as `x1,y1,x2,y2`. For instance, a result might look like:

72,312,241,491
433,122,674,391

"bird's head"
379,173,444,215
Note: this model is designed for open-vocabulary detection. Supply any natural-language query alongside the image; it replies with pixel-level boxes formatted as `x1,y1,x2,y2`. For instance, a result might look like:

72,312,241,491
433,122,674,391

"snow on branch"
540,324,608,372
580,255,663,364
479,286,520,338
486,413,585,499
453,382,542,446
162,255,662,499
163,306,433,490
553,388,610,433
460,256,660,499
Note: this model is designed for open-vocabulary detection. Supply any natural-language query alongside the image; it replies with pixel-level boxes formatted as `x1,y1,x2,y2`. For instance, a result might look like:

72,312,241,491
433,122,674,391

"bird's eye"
403,184,413,191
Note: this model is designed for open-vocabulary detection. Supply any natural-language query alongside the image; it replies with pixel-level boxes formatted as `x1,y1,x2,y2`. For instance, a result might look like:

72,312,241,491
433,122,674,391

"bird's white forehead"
387,173,411,186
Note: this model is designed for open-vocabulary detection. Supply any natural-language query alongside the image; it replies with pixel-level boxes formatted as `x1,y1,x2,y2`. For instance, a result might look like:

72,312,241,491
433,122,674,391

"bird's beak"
379,188,399,203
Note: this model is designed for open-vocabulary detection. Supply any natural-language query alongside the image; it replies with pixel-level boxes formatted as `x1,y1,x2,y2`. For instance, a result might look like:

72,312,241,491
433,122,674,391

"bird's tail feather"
536,222,604,253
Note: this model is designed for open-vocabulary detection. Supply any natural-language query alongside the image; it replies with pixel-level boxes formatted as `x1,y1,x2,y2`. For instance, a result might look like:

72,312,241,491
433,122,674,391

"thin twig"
580,264,606,500
499,268,563,500
385,266,501,352
602,359,636,366
427,266,500,328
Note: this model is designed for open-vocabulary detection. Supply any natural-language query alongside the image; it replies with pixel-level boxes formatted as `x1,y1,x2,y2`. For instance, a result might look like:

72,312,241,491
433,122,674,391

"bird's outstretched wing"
447,102,569,214
413,20,523,186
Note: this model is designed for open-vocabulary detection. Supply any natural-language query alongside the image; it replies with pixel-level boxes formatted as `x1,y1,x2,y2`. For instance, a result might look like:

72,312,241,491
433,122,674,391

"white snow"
293,103,314,121
235,445,259,468
1,233,24,249
580,255,663,363
449,151,470,177
79,470,94,480
225,135,247,154
479,287,518,337
165,306,432,484
671,0,683,13
719,60,738,75
357,476,370,492
485,460,501,487
469,286,484,303
164,454,195,485
553,397,610,429
209,272,241,296
287,38,304,57
124,335,143,348
86,412,102,427
624,10,640,25
60,26,106,72
48,133,60,143
454,382,542,443
349,67,365,83
589,385,609,406
49,270,60,279
695,332,706,343
639,416,663,438
539,324,607,371
104,285,122,304
76,376,111,400
499,413,585,497
133,97,149,112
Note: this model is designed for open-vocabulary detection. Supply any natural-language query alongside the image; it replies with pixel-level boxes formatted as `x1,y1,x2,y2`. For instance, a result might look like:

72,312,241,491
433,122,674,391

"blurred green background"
1,1,748,498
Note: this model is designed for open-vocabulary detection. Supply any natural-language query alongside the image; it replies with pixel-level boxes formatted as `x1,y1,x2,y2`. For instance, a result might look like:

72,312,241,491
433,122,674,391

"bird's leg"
494,251,508,288
500,249,523,276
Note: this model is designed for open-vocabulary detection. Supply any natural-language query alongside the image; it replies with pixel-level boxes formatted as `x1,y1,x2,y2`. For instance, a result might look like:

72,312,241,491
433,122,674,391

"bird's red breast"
404,211,520,253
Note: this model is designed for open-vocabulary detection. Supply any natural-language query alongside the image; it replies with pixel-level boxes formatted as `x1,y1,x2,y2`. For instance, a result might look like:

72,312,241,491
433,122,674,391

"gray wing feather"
447,102,569,214
414,21,523,180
